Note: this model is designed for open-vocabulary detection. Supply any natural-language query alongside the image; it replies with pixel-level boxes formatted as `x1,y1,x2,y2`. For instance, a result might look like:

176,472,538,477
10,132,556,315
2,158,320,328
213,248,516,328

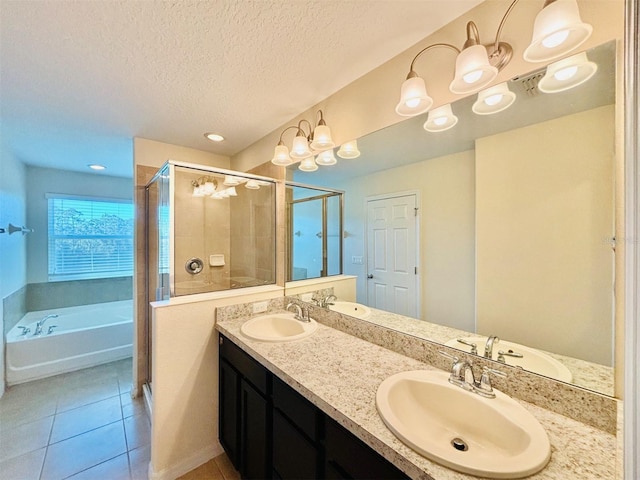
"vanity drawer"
219,335,269,395
272,375,319,441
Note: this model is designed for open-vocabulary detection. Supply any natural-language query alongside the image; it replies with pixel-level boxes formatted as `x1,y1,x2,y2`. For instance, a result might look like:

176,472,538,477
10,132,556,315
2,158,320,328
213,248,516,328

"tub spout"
34,314,58,336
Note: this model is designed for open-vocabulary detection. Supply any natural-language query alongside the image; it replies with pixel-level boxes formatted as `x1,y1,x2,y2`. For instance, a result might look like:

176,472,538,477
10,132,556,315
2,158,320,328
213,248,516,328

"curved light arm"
276,125,301,145
407,43,461,78
492,0,522,52
296,119,313,137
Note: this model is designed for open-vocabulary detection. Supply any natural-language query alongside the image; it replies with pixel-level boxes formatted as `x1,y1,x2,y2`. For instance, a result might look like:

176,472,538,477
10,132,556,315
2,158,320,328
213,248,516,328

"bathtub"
6,300,133,385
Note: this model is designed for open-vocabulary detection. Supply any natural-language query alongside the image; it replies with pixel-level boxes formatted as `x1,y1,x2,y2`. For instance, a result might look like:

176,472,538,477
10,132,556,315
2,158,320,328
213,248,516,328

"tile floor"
0,359,149,480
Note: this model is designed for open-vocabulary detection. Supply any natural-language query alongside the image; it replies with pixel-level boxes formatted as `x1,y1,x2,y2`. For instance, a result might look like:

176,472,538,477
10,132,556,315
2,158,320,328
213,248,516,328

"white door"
366,194,419,317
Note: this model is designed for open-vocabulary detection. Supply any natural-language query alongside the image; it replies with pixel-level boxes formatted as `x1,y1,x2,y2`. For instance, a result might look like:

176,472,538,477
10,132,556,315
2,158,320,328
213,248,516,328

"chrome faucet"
17,326,31,336
321,294,337,308
286,302,310,322
439,351,506,399
483,335,500,359
34,314,58,336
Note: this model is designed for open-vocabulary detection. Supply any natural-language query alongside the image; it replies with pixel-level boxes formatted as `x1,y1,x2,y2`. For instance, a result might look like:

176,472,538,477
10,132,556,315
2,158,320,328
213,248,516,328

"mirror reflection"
286,183,343,282
287,41,616,396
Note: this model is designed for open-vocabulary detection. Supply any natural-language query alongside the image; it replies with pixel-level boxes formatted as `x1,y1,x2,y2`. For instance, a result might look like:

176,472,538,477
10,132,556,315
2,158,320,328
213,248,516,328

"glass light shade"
449,45,498,94
315,150,337,166
337,140,361,159
298,157,319,172
538,52,597,93
226,186,238,196
423,104,458,132
204,132,224,142
472,82,516,115
223,175,240,186
202,181,216,195
290,135,312,159
192,185,204,197
245,179,260,189
523,0,592,63
310,124,335,150
271,144,293,166
395,76,433,116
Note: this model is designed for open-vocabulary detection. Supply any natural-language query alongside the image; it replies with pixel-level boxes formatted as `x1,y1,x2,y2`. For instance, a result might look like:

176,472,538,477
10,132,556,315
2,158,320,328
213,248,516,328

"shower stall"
145,161,277,388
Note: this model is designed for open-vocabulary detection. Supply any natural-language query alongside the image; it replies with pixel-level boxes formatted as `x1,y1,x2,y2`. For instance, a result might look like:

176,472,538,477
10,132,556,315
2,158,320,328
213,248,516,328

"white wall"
25,166,132,283
476,105,615,365
0,145,27,396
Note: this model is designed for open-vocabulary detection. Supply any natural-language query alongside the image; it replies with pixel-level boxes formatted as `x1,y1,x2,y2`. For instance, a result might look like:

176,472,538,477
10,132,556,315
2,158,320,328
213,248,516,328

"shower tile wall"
230,184,275,286
174,170,231,294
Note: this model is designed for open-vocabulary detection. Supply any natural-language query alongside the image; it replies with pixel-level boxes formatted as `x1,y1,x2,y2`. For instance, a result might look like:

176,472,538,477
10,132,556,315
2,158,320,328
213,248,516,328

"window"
47,195,134,281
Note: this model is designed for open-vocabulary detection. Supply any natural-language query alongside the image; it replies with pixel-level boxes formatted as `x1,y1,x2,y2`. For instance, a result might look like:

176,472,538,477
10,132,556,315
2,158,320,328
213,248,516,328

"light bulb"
463,70,483,84
433,117,447,126
405,98,421,108
484,94,503,106
542,29,570,48
554,65,578,81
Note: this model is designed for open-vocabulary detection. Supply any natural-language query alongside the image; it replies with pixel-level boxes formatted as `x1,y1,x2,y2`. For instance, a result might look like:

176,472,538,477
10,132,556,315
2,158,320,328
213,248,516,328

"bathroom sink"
444,337,573,383
328,301,372,319
376,370,551,478
240,313,317,342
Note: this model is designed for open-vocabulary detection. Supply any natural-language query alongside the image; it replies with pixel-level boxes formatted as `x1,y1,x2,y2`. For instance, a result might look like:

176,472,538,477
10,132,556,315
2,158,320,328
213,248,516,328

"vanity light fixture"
315,149,337,166
298,157,319,172
395,0,592,117
537,51,597,93
472,82,517,115
191,176,218,197
271,110,339,170
245,179,260,189
337,140,361,159
423,104,458,132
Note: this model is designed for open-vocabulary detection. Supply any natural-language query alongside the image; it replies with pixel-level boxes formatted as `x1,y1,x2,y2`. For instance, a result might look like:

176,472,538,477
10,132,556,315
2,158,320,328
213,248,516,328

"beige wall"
285,275,357,302
476,105,615,365
335,150,476,331
149,288,283,480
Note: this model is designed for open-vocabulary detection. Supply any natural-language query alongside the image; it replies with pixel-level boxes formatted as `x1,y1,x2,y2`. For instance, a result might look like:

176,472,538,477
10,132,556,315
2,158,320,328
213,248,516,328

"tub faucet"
483,335,500,359
34,314,58,336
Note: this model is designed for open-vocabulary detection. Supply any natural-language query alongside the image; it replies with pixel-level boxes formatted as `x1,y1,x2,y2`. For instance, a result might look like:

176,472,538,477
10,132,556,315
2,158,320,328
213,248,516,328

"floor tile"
56,378,120,413
121,393,146,419
50,395,123,444
0,416,53,463
66,452,130,480
41,421,127,480
128,445,150,480
214,453,240,480
177,458,224,480
0,400,57,431
124,413,151,451
0,446,46,480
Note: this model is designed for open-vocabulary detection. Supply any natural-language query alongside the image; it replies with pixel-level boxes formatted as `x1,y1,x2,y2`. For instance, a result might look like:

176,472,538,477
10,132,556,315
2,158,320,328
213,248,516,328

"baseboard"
147,442,224,480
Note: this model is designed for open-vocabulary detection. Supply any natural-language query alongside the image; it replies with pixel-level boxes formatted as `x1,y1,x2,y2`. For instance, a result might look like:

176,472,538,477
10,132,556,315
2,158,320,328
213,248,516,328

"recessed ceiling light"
204,132,224,142
88,164,106,171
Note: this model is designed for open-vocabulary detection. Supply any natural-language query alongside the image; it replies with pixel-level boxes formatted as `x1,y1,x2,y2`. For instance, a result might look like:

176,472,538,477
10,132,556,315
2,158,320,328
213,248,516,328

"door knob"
367,274,373,279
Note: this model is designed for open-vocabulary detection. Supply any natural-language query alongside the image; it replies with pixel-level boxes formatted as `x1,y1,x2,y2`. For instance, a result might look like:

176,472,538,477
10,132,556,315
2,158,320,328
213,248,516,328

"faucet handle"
17,326,30,335
455,338,478,355
497,350,524,363
476,366,507,398
438,350,459,364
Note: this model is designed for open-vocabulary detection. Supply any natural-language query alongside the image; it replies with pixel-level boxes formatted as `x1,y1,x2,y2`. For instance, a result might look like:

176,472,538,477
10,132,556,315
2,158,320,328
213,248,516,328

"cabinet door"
240,378,271,479
272,409,318,479
325,417,408,480
219,358,240,469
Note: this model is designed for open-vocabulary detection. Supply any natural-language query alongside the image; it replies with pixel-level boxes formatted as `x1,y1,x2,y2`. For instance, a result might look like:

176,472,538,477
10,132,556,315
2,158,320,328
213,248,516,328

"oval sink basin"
328,301,372,319
240,313,317,342
377,370,551,478
444,337,572,383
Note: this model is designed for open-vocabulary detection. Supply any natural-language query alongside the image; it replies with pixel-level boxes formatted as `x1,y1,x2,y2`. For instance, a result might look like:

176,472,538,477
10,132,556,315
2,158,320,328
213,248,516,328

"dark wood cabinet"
218,333,409,480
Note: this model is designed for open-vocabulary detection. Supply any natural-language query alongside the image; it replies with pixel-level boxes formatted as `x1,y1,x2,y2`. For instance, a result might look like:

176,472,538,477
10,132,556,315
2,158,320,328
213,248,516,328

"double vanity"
215,297,617,479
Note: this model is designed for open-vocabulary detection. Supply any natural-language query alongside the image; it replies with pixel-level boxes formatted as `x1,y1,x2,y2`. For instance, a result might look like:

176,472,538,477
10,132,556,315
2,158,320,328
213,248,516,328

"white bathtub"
6,300,133,385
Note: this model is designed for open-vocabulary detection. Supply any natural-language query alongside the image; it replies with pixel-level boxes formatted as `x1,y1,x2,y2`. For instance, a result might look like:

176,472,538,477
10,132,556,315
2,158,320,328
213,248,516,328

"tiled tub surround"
216,311,616,480
289,300,617,435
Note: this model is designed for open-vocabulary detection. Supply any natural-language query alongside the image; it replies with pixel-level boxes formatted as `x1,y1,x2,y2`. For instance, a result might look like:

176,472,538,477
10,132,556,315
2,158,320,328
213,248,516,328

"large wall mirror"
287,41,617,397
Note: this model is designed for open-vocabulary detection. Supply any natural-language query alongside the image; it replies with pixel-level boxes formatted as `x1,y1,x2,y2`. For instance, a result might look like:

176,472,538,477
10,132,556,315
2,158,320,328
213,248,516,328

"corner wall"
0,145,27,395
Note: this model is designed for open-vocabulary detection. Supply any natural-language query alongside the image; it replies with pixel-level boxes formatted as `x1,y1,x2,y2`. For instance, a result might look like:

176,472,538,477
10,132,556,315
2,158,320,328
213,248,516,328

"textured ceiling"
0,0,483,178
